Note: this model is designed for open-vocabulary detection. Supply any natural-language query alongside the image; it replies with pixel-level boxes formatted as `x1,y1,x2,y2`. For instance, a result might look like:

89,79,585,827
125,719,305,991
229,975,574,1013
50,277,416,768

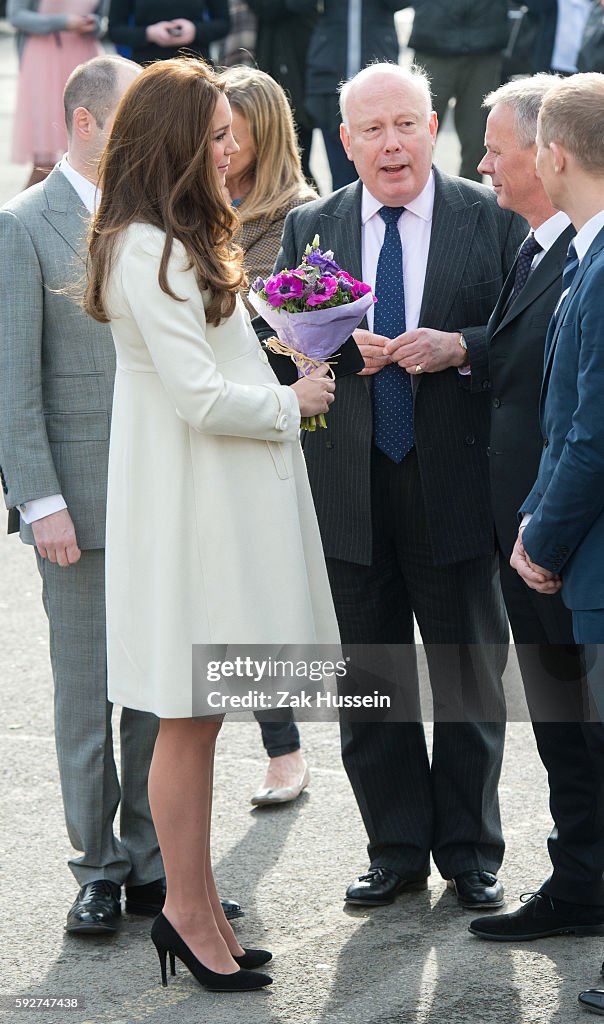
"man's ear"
71,106,96,143
340,122,353,161
550,141,566,174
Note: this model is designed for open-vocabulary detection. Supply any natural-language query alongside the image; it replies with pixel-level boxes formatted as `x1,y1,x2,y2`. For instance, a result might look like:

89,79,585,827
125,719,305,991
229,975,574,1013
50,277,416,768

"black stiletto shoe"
150,913,272,992
233,948,272,969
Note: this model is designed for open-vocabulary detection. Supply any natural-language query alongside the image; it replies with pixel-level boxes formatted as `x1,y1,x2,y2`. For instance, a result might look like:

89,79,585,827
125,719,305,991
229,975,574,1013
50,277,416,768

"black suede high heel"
233,948,272,969
150,913,272,992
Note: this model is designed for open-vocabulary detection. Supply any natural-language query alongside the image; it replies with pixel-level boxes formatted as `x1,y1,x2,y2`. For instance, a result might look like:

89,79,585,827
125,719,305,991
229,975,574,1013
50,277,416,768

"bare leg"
205,740,245,957
148,717,238,974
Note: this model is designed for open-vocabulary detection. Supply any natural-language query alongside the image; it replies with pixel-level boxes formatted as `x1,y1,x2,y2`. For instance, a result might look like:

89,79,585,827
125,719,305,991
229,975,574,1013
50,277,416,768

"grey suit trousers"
36,548,162,886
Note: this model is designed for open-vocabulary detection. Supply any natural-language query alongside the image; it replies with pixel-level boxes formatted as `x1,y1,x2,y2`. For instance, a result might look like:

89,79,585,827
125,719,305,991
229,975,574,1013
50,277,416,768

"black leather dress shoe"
468,891,604,940
579,989,604,1015
125,878,244,920
220,896,244,920
66,880,121,934
125,878,166,916
345,867,428,906
448,870,504,910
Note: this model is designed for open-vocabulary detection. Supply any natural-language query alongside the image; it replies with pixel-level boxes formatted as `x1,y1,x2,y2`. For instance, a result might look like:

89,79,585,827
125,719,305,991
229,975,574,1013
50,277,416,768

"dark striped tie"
372,206,414,463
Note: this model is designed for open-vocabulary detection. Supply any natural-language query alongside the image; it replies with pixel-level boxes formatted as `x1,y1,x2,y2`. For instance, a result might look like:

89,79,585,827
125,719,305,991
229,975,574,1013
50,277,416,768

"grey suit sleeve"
0,211,62,510
8,0,70,34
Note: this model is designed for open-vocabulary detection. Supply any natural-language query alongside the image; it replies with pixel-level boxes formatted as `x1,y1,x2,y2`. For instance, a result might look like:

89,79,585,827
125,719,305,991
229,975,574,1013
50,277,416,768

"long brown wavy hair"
85,58,245,327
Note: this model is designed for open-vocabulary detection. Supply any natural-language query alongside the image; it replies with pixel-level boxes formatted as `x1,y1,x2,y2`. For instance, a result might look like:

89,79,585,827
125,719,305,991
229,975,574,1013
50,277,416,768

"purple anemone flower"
305,248,341,274
265,272,306,307
306,275,339,306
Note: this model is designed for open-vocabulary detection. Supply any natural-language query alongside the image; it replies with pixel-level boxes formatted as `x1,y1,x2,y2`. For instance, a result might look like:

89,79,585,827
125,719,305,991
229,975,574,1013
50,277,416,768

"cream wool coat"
105,223,339,718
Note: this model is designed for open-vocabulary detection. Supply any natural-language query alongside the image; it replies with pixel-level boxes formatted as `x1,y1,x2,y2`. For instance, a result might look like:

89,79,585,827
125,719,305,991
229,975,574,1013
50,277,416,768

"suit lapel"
542,229,604,402
491,224,574,338
419,168,480,328
320,180,363,284
41,167,91,263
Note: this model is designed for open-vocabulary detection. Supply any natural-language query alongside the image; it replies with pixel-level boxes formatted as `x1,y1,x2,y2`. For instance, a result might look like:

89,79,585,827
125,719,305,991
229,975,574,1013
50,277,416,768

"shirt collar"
573,209,604,263
58,154,100,214
532,210,571,253
361,169,435,225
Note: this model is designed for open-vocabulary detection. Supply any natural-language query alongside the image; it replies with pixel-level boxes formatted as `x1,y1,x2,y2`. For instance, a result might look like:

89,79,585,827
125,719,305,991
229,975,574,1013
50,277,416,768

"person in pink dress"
9,0,105,188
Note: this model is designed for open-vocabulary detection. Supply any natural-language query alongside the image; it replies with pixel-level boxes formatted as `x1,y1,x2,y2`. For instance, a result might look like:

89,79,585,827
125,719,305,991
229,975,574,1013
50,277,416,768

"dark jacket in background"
409,0,509,56
245,0,318,131
292,0,401,133
523,0,557,72
108,0,230,63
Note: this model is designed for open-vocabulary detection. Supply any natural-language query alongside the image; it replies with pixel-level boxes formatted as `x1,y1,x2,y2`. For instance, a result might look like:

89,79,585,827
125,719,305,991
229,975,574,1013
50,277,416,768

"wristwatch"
458,333,469,366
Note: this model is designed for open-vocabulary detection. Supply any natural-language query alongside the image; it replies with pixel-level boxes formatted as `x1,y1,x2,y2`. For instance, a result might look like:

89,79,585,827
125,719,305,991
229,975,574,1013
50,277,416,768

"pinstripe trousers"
328,448,508,878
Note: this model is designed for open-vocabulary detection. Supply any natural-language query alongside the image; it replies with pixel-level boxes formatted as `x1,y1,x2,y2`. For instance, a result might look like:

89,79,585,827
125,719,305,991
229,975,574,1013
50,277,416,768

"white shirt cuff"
19,494,67,524
520,513,533,529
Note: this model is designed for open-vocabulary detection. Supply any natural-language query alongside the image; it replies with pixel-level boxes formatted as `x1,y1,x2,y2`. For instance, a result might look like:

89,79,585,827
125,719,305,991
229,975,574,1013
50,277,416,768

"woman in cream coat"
86,58,337,993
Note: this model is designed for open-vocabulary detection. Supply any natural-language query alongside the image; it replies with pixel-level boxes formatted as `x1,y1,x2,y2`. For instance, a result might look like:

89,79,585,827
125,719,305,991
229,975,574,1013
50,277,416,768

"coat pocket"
265,440,293,480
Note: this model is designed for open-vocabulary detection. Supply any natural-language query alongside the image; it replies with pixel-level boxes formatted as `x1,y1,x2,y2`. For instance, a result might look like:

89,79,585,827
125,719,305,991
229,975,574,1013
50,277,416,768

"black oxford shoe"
124,878,244,921
578,989,604,1015
345,866,428,906
125,877,165,916
468,890,604,940
448,870,504,910
66,880,121,935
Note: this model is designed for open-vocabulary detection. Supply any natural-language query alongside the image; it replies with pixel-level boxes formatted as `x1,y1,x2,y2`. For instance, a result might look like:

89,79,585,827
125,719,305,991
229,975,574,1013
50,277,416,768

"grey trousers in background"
413,51,503,181
36,548,162,887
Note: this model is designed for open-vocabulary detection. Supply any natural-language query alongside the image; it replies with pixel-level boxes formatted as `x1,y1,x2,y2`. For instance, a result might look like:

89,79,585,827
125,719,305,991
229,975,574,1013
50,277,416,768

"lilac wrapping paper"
248,288,375,368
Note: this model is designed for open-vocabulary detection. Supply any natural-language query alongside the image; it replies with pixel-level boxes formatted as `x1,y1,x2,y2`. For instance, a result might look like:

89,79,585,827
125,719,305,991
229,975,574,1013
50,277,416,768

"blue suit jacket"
521,225,604,610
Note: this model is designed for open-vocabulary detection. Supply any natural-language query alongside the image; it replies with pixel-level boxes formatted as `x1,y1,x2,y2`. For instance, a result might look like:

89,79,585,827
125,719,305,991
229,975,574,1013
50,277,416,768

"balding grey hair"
63,55,137,134
482,73,561,149
339,62,433,126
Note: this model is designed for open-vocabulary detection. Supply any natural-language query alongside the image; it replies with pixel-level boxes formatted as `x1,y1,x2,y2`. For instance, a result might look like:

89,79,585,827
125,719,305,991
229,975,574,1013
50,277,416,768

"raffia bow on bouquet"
248,236,375,430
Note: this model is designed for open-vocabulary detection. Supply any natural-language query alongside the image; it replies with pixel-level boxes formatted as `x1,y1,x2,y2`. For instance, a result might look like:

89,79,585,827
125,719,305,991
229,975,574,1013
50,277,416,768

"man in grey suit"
275,63,526,910
0,55,163,934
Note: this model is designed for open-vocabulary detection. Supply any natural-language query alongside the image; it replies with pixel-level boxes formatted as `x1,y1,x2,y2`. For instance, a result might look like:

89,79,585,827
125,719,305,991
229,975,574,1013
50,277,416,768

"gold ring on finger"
415,364,424,374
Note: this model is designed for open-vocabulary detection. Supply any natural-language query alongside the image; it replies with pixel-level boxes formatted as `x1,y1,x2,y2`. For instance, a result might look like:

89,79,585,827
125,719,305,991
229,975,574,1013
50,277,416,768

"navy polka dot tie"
372,206,414,463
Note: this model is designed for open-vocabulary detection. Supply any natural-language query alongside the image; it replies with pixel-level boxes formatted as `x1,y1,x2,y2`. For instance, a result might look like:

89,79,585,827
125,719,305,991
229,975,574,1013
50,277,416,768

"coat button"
492,397,501,408
481,380,491,390
486,445,491,456
326,441,335,449
277,414,288,430
543,437,549,447
464,434,476,446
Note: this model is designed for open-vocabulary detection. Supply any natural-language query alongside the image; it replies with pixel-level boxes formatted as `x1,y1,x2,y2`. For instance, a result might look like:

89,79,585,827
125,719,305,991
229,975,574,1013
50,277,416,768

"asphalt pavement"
1,21,603,1024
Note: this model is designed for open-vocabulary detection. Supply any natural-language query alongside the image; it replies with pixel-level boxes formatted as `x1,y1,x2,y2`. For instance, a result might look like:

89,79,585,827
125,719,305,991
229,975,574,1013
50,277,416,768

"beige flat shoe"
251,763,311,806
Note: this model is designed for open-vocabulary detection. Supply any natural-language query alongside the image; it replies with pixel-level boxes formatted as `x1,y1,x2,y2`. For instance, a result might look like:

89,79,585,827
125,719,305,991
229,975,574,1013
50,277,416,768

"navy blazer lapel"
491,225,573,338
41,167,91,263
543,229,604,381
419,168,480,328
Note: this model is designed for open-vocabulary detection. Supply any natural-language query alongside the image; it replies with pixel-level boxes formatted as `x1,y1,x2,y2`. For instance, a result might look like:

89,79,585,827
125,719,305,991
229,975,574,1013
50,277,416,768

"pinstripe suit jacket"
276,168,526,566
0,168,115,548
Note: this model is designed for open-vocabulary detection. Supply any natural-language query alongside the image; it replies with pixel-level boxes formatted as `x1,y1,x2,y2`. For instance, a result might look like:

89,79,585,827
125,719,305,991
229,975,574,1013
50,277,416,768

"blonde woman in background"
219,65,317,807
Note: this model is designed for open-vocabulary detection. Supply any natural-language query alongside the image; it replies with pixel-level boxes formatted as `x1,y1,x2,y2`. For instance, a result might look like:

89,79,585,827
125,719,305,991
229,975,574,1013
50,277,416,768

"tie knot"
379,206,405,227
519,234,543,260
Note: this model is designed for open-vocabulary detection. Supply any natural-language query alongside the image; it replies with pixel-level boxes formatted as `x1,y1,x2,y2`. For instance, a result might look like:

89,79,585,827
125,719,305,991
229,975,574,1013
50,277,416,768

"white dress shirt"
361,171,434,335
19,156,100,525
551,0,591,72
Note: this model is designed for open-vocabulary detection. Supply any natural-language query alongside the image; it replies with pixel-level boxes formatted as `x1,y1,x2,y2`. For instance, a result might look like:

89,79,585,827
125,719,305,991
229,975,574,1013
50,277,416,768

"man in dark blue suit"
506,72,604,1014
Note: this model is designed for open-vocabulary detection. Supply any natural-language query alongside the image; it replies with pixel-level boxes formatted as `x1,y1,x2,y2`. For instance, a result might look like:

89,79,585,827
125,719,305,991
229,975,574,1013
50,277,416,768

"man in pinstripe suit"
275,63,526,909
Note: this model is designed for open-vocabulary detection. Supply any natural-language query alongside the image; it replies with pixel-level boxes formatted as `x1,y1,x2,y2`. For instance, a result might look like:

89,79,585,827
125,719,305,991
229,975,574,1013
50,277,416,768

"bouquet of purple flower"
248,236,374,429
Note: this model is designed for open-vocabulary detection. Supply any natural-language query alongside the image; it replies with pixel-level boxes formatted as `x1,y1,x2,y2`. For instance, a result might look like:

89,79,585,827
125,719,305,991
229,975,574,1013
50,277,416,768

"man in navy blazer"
507,72,604,1016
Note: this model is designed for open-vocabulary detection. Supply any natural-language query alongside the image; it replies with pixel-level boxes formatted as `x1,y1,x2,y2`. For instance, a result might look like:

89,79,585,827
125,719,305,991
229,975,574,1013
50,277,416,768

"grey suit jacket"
0,167,115,549
276,169,527,567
